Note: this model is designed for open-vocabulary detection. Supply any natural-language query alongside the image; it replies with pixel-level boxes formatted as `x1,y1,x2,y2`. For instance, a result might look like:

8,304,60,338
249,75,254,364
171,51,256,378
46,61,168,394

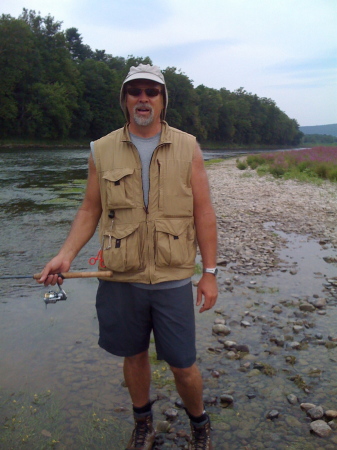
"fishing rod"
0,271,113,305
0,271,113,280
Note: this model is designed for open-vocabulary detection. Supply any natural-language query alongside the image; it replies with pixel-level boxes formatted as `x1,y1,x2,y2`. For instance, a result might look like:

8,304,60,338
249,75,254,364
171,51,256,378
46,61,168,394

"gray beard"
133,105,154,126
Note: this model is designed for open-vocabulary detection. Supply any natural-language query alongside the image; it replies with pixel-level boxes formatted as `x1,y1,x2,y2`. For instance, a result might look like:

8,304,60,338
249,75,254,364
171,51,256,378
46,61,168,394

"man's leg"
171,363,212,450
170,362,203,416
124,350,151,407
124,350,156,450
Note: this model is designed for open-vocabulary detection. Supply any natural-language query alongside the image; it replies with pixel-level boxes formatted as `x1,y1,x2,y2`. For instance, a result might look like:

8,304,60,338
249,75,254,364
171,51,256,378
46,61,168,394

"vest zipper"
157,159,161,210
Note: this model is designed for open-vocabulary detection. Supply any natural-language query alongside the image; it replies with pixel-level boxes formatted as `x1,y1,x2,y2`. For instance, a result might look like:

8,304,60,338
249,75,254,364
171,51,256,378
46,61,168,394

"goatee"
133,104,154,126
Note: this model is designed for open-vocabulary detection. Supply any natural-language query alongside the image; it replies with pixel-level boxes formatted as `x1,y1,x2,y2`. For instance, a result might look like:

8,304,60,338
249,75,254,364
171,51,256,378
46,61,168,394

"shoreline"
207,159,337,273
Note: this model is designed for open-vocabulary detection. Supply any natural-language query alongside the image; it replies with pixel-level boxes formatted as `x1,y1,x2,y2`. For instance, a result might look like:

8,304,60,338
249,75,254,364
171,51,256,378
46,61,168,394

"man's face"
125,80,164,127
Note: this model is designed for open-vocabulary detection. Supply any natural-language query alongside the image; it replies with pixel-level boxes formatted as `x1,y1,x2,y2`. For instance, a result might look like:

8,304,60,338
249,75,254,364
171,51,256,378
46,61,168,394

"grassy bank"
237,146,337,183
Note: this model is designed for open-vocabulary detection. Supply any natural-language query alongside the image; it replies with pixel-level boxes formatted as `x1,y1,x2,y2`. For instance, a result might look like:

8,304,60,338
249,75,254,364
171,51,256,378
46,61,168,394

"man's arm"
38,154,102,286
191,143,218,313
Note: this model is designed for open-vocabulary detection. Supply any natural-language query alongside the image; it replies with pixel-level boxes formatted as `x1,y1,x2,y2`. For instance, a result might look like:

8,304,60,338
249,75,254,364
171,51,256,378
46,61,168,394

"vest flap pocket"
103,168,135,209
103,223,143,273
155,219,196,268
155,219,189,237
103,168,134,182
108,223,139,240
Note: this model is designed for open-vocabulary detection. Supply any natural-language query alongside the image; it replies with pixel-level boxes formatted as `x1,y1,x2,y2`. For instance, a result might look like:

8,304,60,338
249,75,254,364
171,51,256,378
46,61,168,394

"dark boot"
125,413,155,450
188,415,212,450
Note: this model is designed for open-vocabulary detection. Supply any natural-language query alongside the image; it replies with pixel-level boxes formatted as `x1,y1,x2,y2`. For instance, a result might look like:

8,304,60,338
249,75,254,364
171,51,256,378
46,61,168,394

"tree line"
0,9,303,145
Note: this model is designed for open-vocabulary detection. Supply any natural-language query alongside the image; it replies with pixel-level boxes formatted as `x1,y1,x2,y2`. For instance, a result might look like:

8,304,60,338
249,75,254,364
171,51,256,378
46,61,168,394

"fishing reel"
44,282,67,305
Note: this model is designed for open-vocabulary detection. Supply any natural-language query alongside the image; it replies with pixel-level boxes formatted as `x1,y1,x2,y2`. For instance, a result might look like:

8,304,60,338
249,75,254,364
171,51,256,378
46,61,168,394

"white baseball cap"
120,64,168,120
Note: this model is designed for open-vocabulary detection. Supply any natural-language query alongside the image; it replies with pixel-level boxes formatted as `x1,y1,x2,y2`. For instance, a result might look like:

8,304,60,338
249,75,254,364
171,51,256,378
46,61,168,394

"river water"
1,148,337,449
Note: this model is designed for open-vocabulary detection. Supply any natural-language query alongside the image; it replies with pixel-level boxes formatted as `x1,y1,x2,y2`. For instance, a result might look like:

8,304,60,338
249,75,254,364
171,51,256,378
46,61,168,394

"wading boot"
125,413,155,450
188,415,212,450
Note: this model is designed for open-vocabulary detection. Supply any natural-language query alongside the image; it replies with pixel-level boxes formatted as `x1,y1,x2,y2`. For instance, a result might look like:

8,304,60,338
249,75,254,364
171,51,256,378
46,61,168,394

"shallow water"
1,148,337,449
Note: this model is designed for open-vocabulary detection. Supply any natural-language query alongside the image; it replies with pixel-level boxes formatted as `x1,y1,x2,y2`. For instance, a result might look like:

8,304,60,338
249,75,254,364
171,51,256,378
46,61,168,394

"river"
0,147,336,449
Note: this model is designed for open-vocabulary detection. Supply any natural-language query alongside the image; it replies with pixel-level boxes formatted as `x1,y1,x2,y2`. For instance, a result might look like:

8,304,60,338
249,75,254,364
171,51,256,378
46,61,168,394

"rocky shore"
149,159,337,449
209,158,337,274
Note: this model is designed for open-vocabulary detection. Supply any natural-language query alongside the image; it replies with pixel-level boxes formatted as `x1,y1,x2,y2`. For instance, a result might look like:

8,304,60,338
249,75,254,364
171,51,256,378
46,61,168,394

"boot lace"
132,416,151,447
191,422,211,450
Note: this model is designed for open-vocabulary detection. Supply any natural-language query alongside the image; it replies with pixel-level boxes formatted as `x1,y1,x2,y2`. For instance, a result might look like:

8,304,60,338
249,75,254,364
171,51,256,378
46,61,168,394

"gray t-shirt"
90,136,190,290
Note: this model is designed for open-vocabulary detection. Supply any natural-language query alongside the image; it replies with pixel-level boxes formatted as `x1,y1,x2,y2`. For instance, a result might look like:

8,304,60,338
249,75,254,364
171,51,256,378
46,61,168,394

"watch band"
203,268,218,276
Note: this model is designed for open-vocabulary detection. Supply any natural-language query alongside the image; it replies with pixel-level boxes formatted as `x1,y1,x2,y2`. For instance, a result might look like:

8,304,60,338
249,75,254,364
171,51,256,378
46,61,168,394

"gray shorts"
95,281,196,368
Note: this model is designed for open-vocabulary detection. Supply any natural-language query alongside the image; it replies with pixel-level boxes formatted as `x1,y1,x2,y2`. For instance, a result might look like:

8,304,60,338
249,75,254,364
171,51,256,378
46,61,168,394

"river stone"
212,324,231,336
203,395,217,405
267,410,279,420
164,408,178,420
325,341,337,349
214,318,226,325
220,394,234,406
226,351,237,360
288,341,301,350
156,421,171,433
287,394,298,405
329,420,337,430
307,405,324,420
299,303,315,312
236,344,250,353
247,369,261,377
285,415,302,428
310,420,332,437
223,340,237,348
325,410,337,419
300,403,316,412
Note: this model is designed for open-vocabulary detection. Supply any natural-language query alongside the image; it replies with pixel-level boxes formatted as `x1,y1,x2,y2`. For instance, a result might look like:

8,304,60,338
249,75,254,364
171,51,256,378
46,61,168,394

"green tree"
25,82,76,138
78,59,123,139
195,85,222,140
163,67,200,137
65,27,93,61
0,15,36,137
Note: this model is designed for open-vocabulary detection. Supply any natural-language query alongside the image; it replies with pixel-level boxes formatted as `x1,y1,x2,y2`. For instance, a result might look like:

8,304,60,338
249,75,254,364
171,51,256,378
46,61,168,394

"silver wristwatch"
203,268,218,276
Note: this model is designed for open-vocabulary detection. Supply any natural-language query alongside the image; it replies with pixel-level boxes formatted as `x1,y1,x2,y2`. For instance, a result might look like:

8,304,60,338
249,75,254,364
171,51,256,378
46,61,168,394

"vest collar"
121,121,172,146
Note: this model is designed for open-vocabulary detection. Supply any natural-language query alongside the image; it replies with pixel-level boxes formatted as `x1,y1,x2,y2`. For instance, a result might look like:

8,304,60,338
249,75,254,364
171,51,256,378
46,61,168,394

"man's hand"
196,273,218,313
37,255,71,286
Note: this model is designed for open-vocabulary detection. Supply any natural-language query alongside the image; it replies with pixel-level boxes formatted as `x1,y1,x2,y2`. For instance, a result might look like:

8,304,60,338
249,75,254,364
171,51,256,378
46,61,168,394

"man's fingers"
196,289,202,306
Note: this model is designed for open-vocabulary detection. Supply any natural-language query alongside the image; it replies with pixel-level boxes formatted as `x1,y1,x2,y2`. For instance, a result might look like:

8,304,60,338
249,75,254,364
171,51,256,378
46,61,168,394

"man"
38,64,218,449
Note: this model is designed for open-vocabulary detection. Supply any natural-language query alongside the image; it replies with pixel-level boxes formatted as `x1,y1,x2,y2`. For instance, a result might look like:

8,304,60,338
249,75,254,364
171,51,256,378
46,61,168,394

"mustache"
134,103,153,113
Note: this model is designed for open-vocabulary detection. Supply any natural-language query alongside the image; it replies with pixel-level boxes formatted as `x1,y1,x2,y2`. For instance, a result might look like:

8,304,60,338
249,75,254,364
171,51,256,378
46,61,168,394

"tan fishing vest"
94,121,197,283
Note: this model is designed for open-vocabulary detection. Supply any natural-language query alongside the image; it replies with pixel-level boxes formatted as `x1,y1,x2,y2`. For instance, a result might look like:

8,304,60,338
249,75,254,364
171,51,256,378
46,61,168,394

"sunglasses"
126,87,162,97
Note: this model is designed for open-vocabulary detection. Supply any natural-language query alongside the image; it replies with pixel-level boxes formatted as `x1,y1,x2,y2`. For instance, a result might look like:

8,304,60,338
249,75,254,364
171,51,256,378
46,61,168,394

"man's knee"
170,363,199,380
124,350,149,367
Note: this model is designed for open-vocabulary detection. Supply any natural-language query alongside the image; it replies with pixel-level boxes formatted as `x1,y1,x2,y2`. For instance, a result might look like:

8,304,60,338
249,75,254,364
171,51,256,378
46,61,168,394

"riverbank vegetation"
237,147,337,183
1,9,302,146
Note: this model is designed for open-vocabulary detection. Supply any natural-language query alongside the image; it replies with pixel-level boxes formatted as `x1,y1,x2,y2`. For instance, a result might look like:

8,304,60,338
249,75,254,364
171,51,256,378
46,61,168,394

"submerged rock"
310,420,332,437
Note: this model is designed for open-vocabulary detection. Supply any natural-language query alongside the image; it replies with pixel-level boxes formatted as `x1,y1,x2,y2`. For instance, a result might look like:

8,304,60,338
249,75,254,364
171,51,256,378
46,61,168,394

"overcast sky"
2,0,336,126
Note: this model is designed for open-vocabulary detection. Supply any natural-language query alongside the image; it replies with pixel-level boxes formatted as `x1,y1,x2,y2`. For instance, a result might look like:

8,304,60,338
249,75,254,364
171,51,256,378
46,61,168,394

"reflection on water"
1,148,337,449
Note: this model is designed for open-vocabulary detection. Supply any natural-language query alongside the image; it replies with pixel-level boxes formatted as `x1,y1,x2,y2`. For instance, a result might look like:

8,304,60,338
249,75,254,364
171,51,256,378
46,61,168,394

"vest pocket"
103,168,135,209
155,218,196,268
157,159,193,217
102,223,143,272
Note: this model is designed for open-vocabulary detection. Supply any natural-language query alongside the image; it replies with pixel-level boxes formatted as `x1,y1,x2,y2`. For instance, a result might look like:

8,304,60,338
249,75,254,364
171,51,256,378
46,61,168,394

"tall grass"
243,147,337,183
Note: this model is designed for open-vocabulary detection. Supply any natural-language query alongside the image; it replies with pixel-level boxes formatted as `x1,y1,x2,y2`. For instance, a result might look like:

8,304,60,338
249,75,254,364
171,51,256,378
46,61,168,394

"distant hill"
300,124,337,137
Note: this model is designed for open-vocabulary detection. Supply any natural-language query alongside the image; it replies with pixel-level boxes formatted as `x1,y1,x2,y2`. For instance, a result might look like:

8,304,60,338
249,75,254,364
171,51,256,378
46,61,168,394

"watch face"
204,268,218,276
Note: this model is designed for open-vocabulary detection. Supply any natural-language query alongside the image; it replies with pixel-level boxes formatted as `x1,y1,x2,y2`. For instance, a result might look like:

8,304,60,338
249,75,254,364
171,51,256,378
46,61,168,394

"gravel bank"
207,158,337,274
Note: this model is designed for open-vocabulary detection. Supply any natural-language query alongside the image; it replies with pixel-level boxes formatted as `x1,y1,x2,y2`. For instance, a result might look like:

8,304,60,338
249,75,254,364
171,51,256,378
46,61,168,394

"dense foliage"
301,134,337,145
0,9,302,145
240,147,337,183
